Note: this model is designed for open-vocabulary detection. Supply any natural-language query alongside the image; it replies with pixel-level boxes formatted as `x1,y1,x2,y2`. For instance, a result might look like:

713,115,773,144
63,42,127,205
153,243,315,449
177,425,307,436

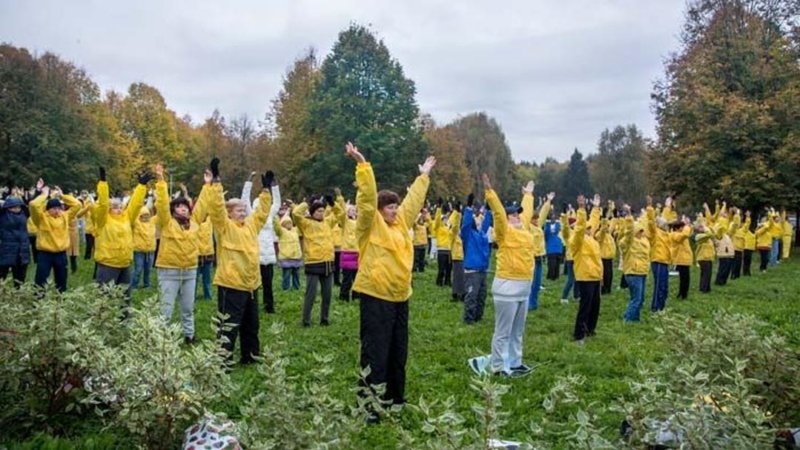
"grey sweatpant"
490,277,531,372
463,271,487,324
452,260,465,297
303,273,333,325
158,268,198,338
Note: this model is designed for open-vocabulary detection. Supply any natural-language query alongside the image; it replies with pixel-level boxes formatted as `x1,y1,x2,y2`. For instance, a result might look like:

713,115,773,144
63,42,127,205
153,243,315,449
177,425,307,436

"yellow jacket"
29,193,81,252
449,210,464,261
755,221,773,249
412,218,429,246
335,196,358,252
569,208,603,282
352,162,429,302
782,218,793,238
646,206,672,264
273,218,303,260
619,217,650,275
732,216,750,251
432,207,452,249
202,182,272,291
695,232,716,262
670,224,693,266
292,201,341,264
485,189,534,281
560,213,573,261
530,196,551,257
93,181,146,268
27,216,38,235
743,226,756,251
132,207,157,252
154,180,201,269
198,219,214,257
332,223,343,248
596,219,617,260
77,201,95,235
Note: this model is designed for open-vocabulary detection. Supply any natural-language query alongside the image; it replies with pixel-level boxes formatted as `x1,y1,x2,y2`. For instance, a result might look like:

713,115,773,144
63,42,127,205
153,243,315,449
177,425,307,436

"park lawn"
8,252,800,449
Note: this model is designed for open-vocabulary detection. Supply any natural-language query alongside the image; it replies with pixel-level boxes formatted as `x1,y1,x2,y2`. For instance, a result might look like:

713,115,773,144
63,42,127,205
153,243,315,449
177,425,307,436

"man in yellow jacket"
646,195,672,312
346,143,434,421
619,204,650,322
571,194,603,343
131,204,156,289
694,217,716,293
670,216,693,300
432,203,453,287
412,209,430,272
781,211,793,260
30,183,81,292
199,158,272,365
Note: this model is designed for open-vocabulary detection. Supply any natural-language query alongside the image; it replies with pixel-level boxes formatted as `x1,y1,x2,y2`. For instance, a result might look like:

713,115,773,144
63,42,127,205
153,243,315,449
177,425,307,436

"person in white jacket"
242,171,282,314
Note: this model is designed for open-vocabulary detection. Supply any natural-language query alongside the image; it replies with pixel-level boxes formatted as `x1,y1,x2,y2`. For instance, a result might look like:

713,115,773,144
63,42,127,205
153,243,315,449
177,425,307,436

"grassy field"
5,251,800,448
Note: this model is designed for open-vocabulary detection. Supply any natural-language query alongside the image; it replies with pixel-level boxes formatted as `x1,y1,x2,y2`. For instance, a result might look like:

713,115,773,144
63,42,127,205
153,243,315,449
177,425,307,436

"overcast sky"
0,0,686,162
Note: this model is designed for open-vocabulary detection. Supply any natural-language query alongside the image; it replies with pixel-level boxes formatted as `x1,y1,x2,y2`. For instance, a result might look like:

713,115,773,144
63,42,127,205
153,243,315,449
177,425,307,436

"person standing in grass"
596,205,616,296
694,218,715,293
482,173,536,376
755,213,774,272
742,211,755,276
619,204,650,322
460,193,492,324
247,172,281,314
559,209,579,304
670,216,692,300
528,189,554,310
449,205,465,301
730,209,750,280
571,194,603,343
432,202,452,287
29,181,82,292
200,158,273,364
412,209,430,272
273,212,302,291
131,204,156,290
0,195,31,287
544,212,563,281
646,195,672,313
346,142,435,419
335,191,359,302
781,210,793,261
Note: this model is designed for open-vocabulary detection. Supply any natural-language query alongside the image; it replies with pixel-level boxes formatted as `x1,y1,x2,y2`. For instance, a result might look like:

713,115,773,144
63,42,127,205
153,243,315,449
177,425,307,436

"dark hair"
170,197,191,215
309,201,326,216
378,190,400,210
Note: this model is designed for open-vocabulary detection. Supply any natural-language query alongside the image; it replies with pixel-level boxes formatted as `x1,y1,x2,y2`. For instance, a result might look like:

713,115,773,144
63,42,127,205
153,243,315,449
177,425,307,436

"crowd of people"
0,145,796,422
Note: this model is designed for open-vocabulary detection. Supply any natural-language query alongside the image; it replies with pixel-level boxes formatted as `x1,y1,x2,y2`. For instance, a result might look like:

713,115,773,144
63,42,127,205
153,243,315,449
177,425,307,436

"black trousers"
413,245,426,272
340,268,357,301
676,265,690,299
699,260,712,293
436,250,452,286
259,264,275,313
546,253,561,280
715,257,733,286
601,258,613,294
35,250,67,292
731,250,743,279
217,286,260,364
358,293,408,406
303,272,333,325
573,281,601,341
333,251,341,286
83,234,94,260
759,249,770,272
0,263,28,287
29,236,38,264
743,249,753,276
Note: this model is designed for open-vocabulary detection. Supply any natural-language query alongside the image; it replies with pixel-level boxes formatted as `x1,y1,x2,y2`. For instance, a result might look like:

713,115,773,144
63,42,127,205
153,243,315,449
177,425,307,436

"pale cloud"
0,0,685,161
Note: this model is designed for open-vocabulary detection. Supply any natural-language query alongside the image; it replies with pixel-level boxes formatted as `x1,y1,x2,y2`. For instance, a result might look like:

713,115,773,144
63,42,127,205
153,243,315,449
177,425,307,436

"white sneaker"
560,298,569,305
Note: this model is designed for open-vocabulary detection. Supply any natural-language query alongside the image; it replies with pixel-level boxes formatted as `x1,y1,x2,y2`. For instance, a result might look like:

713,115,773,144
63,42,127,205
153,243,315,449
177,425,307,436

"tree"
589,125,648,207
423,118,471,201
117,83,184,170
560,149,593,202
651,0,800,214
535,158,566,205
305,24,426,197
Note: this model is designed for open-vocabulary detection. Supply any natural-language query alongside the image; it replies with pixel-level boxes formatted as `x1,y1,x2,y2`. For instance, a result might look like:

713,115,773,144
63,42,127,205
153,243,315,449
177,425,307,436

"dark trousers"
413,245,426,272
451,260,465,298
95,263,132,303
546,253,562,280
83,234,94,259
303,272,333,325
573,281,601,340
463,271,487,324
601,258,613,294
650,262,669,312
358,293,408,406
743,249,753,276
759,249,770,272
259,264,274,313
340,268,357,301
333,251,341,286
676,265,690,299
715,257,733,286
217,286,260,364
699,260,712,293
0,263,28,287
29,236,38,264
34,250,68,292
436,250,452,286
731,250,743,279
620,273,629,289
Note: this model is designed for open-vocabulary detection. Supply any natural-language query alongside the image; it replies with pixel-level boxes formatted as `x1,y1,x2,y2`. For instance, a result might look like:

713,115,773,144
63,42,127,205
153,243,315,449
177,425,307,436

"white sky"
0,0,686,162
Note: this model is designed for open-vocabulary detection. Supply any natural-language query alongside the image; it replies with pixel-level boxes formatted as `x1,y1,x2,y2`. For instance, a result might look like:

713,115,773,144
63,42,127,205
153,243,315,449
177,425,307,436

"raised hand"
99,167,106,182
203,169,213,185
419,156,436,176
577,195,586,208
481,173,492,190
547,192,555,201
334,187,342,197
137,170,154,185
345,142,366,163
665,196,673,207
261,170,275,189
36,178,44,191
522,181,534,194
591,194,601,207
209,157,220,179
155,163,165,181
646,195,653,207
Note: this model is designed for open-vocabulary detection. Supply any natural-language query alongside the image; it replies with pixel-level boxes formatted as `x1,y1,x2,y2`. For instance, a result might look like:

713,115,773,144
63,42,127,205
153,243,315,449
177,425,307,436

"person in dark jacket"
544,214,563,280
460,194,493,324
0,196,31,286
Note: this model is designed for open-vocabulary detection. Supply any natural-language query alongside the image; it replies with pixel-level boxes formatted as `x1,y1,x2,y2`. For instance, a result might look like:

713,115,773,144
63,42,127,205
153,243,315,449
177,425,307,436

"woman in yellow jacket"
527,190,554,311
335,192,359,302
755,212,774,272
346,143,434,416
199,158,273,364
292,191,343,327
670,216,693,300
781,211,793,260
570,194,603,343
694,218,716,293
646,195,673,312
432,203,453,287
93,167,148,303
273,212,302,291
30,183,81,292
596,207,616,295
731,210,750,279
742,211,756,276
131,204,156,290
449,207,465,301
412,209,430,272
619,204,650,322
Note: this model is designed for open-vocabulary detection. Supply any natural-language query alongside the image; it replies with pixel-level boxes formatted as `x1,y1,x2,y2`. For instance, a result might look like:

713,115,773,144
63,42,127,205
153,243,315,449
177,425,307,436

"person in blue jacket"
544,213,563,280
460,193,493,324
0,195,31,286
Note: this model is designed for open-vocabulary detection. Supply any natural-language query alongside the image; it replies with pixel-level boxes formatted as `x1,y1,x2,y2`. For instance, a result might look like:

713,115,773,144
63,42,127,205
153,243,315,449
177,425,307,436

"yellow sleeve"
520,192,534,229
485,189,506,245
560,213,571,243
449,210,462,243
62,194,82,219
354,162,377,251
589,206,601,231
29,194,46,226
433,207,443,233
272,216,284,238
570,208,587,254
246,189,272,234
94,181,110,229
155,181,171,229
125,184,147,227
646,206,656,242
398,174,430,228
76,201,93,219
291,202,310,235
201,183,228,234
335,195,346,228
538,200,552,225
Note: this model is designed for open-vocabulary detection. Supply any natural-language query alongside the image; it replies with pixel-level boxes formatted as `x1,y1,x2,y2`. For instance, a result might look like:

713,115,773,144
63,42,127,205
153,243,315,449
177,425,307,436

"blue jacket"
0,203,30,266
460,207,492,271
544,220,563,255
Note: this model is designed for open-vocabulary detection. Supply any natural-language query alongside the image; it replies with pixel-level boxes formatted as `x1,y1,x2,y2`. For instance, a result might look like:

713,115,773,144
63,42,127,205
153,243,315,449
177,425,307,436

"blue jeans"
623,274,646,322
528,257,544,310
282,267,300,290
650,262,669,312
197,259,213,300
561,260,577,300
770,239,780,266
131,251,153,289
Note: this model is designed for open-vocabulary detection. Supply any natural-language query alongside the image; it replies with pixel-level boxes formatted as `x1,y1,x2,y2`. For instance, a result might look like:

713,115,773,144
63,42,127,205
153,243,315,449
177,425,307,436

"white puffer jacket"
243,181,281,266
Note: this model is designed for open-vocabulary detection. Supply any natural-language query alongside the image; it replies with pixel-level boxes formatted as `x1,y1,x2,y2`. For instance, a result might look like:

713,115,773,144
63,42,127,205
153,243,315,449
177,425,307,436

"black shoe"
184,336,195,345
302,322,311,328
366,412,381,425
265,308,275,314
320,320,330,326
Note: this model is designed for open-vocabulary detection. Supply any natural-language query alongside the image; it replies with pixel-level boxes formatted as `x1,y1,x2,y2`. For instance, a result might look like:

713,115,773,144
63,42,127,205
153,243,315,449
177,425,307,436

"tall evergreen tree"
590,125,648,207
560,148,593,202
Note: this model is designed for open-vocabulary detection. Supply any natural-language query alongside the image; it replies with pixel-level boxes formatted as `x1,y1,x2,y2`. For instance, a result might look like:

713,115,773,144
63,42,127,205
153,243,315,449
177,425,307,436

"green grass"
6,252,800,448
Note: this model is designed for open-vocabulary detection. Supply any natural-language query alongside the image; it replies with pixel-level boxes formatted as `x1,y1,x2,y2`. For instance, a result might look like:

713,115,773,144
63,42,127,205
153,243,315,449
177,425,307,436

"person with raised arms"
570,194,603,343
